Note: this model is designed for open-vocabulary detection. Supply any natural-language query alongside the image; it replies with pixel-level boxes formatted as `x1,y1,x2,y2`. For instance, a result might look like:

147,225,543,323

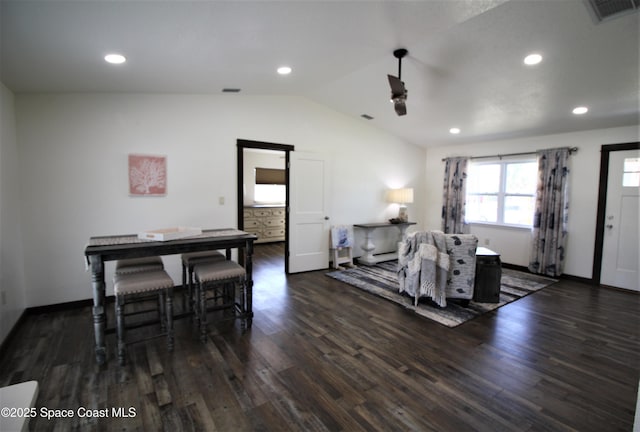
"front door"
601,149,640,291
288,151,330,273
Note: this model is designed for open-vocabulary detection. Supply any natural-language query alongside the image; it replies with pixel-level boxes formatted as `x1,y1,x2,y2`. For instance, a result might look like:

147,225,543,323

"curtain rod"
442,146,578,162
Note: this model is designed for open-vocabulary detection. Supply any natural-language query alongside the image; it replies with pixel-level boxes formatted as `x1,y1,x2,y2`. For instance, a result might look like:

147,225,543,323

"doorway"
593,141,640,290
236,139,294,273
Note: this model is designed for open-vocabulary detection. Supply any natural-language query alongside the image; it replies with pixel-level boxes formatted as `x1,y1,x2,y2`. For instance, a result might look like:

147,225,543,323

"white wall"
8,91,638,309
0,83,27,344
15,93,426,307
424,125,639,278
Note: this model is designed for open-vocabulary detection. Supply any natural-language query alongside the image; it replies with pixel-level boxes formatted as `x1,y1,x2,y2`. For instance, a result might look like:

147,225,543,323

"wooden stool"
115,256,164,275
181,250,225,312
193,260,246,342
113,269,174,365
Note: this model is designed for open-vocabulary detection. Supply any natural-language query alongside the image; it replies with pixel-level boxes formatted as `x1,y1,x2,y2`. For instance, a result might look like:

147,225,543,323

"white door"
601,149,640,291
288,151,331,273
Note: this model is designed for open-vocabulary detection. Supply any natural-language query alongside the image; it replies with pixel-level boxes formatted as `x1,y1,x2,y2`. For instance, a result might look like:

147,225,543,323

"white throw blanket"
398,231,426,296
398,231,450,307
418,242,450,307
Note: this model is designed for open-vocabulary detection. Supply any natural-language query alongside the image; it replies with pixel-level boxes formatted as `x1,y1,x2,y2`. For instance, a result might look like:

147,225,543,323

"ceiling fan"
388,48,408,116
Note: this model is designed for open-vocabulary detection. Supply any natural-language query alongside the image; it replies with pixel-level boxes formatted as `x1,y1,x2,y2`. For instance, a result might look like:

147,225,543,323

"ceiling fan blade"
394,100,407,116
387,74,405,96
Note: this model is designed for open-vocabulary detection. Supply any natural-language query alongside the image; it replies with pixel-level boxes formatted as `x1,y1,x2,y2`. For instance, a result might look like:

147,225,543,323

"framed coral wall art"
128,154,167,196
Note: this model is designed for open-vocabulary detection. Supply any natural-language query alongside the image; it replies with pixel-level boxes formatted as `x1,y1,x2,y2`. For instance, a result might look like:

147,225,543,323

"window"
254,167,286,204
254,184,286,203
466,158,538,227
623,157,640,187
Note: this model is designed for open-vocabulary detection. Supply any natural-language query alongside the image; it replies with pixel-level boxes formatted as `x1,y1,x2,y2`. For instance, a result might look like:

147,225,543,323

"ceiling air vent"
587,0,639,22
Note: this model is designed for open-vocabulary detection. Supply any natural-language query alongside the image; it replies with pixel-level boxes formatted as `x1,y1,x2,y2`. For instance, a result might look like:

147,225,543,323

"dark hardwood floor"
1,242,638,431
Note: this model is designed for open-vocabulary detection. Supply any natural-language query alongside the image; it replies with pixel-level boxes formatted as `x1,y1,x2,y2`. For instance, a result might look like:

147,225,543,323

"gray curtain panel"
441,157,469,234
529,148,570,277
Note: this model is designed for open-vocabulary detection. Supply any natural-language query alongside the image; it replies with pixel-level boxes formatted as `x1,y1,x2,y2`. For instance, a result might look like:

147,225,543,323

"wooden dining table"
84,228,257,364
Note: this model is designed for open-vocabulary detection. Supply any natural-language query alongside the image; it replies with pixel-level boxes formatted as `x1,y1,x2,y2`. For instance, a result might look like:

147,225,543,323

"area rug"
326,261,557,328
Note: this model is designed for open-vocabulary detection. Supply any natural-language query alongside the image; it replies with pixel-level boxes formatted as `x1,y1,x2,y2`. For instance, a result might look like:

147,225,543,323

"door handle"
324,216,330,220
606,224,613,229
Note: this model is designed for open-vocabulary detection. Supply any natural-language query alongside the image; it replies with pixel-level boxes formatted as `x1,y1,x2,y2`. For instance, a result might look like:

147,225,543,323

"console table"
84,228,256,364
353,222,416,265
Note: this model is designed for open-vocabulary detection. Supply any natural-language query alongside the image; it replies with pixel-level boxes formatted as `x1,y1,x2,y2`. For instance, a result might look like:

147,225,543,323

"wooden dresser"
243,206,285,243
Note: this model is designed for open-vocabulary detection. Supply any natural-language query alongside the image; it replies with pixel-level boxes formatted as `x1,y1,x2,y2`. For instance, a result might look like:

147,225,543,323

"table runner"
88,229,246,247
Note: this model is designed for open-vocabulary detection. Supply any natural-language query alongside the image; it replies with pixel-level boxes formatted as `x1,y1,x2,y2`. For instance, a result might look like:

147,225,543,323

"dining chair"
181,251,225,312
113,269,174,365
193,260,246,342
114,255,168,324
115,256,164,275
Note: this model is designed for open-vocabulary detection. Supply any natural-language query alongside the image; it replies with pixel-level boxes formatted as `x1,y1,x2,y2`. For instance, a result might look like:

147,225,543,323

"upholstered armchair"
398,231,478,307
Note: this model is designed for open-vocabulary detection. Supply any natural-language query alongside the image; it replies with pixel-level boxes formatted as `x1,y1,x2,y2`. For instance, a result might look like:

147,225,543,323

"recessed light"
449,127,461,134
524,53,542,66
277,66,292,75
104,53,126,64
572,106,589,115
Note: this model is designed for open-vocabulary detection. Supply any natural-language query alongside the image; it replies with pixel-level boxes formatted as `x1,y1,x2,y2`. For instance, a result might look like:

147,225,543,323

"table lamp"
387,188,413,222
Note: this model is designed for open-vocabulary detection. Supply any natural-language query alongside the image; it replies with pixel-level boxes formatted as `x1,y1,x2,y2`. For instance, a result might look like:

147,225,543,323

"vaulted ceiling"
1,0,638,147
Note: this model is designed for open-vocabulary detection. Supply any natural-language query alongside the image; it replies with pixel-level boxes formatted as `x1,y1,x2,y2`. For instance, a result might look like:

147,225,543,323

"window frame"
465,157,538,228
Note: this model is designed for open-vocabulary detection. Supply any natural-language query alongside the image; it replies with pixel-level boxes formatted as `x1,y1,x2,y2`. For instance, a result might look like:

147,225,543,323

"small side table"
353,222,416,265
474,247,502,303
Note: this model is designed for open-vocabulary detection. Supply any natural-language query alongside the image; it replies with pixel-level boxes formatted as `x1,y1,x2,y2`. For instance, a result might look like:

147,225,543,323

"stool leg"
199,281,208,342
193,275,200,325
227,282,234,304
181,263,187,312
239,278,247,331
188,264,195,315
158,292,166,332
222,282,232,318
116,296,126,366
166,287,174,351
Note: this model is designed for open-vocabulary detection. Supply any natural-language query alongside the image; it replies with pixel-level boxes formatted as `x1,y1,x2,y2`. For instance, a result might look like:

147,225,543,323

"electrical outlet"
484,238,490,246
219,196,225,205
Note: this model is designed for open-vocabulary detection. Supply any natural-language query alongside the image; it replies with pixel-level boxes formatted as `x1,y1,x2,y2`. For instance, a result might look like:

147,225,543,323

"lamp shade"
386,188,414,204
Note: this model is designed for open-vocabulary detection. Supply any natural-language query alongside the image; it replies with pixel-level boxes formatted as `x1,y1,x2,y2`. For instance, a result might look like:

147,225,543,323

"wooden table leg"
90,256,107,364
245,241,254,328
